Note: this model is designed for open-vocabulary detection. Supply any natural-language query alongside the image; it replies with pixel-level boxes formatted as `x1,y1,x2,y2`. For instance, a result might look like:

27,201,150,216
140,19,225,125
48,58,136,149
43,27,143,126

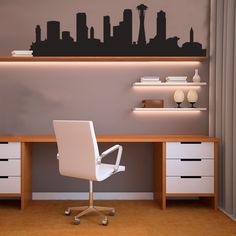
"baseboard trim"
32,192,154,200
218,207,236,221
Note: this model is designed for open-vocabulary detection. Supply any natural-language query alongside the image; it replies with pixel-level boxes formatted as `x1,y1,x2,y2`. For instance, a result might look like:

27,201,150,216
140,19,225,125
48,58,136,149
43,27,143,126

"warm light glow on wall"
0,61,201,67
132,110,202,115
133,110,202,113
132,86,202,91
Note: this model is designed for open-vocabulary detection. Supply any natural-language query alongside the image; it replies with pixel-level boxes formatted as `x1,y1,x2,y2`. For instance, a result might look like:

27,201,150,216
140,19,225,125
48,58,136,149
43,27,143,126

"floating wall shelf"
133,82,207,87
0,56,207,62
133,108,207,112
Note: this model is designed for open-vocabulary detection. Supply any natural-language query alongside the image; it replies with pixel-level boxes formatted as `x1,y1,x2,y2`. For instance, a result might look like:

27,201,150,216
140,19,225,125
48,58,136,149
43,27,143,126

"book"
11,50,33,56
141,81,162,83
166,76,187,81
141,76,160,83
141,76,160,79
12,54,33,57
165,80,187,83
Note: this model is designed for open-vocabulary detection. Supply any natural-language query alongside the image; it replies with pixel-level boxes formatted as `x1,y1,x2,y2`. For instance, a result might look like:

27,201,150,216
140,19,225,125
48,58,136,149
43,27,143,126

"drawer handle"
0,176,9,179
180,176,202,179
180,158,202,161
0,159,9,162
180,142,202,144
0,142,8,144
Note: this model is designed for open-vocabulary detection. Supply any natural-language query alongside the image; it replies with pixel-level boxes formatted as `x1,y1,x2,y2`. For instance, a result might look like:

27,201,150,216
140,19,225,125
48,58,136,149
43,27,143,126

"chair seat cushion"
96,163,125,181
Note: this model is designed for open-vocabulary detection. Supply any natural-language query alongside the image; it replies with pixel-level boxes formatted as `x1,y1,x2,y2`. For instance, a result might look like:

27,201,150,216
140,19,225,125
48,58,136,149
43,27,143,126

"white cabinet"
166,142,214,158
166,142,214,194
0,142,21,158
0,142,21,194
166,176,214,194
0,159,21,176
166,159,214,176
0,177,21,194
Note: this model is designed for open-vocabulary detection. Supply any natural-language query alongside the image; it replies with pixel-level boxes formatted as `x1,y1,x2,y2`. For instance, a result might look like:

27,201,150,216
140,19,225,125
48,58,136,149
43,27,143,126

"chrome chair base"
64,181,114,225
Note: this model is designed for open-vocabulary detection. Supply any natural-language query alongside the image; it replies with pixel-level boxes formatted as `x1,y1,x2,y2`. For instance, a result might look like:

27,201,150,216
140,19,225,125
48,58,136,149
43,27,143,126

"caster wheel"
65,209,71,216
109,209,115,216
74,218,80,225
102,217,109,226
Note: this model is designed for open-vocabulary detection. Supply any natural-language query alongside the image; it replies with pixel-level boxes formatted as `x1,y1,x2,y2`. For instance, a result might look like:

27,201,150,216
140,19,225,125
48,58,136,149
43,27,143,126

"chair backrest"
53,120,99,180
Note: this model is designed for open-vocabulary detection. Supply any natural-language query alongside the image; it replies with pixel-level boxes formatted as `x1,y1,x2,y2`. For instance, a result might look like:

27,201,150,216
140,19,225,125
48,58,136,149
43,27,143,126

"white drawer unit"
166,142,215,195
0,142,21,194
166,176,214,194
0,142,21,159
166,159,214,176
0,159,21,176
166,142,214,159
0,177,21,194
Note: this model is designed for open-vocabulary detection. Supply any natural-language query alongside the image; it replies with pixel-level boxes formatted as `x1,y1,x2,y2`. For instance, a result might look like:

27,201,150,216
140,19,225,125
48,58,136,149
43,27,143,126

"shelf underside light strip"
0,56,207,62
133,82,207,86
133,108,207,112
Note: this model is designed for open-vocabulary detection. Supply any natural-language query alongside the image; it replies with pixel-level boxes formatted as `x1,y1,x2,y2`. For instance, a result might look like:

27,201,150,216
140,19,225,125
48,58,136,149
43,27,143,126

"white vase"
192,69,201,83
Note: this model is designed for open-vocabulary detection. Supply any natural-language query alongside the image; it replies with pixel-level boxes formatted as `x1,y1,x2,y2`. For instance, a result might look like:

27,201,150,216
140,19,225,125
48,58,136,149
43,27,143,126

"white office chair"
53,120,125,225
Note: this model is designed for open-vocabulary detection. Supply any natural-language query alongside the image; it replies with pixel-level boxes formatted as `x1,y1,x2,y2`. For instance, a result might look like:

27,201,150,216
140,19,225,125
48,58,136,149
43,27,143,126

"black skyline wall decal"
30,4,207,57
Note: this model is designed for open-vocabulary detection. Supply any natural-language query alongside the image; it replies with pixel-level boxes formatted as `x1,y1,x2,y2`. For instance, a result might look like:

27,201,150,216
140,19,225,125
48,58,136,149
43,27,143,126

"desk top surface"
0,135,220,142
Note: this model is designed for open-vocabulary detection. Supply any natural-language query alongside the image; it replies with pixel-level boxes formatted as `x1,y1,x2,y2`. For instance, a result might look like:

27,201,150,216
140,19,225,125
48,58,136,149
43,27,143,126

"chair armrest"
97,144,123,171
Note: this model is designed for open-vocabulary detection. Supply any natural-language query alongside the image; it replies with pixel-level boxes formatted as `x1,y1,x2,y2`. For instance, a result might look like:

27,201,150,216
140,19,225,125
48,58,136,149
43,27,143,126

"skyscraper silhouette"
76,13,88,44
110,9,133,49
157,11,166,40
35,25,41,43
90,27,94,39
190,27,194,43
103,16,111,44
62,31,73,42
137,4,148,46
47,21,60,41
123,9,132,45
181,28,206,56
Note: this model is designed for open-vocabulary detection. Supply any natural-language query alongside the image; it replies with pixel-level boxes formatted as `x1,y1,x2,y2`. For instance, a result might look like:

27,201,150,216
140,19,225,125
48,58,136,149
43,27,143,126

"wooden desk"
0,135,219,210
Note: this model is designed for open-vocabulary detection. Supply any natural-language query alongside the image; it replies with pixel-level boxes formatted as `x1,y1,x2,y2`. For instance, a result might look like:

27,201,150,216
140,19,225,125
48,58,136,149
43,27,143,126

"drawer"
0,159,21,176
166,176,214,194
166,142,214,159
0,142,21,159
166,159,214,176
0,177,21,194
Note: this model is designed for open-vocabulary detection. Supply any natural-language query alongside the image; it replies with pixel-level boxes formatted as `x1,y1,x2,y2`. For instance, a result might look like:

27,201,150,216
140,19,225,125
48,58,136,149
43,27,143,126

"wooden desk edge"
0,135,220,143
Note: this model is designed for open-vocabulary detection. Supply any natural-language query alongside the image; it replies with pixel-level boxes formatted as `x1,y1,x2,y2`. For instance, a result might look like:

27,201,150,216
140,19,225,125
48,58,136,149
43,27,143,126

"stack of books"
165,76,187,83
11,50,33,57
140,76,161,83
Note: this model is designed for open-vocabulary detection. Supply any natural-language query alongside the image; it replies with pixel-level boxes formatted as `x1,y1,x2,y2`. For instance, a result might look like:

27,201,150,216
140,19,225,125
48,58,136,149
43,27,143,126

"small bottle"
192,69,201,83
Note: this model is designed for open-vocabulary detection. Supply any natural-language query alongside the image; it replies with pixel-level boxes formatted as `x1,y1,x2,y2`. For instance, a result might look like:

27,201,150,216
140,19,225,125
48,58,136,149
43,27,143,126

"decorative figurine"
187,89,198,108
174,90,185,108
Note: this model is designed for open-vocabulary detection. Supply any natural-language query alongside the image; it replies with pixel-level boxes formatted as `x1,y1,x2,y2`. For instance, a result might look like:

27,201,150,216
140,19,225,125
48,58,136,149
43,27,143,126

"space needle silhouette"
137,4,148,47
30,4,206,56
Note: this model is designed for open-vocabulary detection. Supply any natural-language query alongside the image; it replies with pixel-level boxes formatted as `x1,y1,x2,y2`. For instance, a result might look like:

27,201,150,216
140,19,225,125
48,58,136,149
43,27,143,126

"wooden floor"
0,200,235,236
